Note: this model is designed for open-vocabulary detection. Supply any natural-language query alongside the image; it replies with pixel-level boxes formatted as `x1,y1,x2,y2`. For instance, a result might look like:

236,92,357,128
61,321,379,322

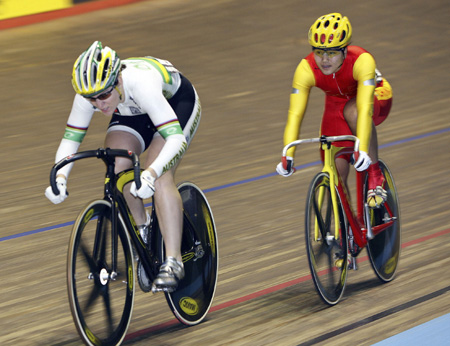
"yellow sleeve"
284,59,315,157
353,53,376,153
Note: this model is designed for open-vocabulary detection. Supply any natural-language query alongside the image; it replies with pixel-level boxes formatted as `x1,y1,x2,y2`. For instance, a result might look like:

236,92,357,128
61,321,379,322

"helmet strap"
336,47,347,71
115,75,123,101
115,86,122,101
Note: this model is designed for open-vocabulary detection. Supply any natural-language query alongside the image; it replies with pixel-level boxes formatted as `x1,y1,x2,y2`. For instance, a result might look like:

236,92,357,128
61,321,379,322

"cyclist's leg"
104,129,147,225
335,157,350,193
343,98,388,206
144,136,183,263
150,75,201,290
343,98,379,163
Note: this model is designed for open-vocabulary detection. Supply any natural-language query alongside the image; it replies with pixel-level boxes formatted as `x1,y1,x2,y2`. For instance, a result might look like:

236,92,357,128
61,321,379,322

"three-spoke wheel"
305,172,348,305
67,200,134,346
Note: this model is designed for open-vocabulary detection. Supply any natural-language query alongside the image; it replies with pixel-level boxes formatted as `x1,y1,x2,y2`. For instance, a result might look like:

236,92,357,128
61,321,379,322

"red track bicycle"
281,135,401,305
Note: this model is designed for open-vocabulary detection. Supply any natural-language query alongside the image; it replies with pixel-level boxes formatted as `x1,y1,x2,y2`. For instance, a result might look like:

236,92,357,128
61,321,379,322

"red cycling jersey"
283,45,392,158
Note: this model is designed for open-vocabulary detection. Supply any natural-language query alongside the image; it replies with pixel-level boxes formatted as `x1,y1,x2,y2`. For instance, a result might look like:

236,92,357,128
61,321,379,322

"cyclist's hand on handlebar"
353,151,372,172
130,170,156,199
276,156,295,177
45,176,68,204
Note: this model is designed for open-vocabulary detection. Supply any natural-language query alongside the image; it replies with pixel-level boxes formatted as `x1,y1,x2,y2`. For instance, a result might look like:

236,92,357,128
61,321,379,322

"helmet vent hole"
102,59,110,81
82,72,87,87
324,20,330,28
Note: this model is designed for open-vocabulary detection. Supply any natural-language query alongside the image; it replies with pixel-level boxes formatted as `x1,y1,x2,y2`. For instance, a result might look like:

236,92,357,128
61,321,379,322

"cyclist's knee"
343,98,357,132
154,170,175,190
336,158,350,182
114,158,133,174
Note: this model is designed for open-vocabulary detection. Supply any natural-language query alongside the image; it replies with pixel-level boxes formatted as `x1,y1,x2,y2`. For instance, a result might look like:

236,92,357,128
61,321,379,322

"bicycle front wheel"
67,200,135,346
163,182,219,325
365,159,401,282
305,172,348,305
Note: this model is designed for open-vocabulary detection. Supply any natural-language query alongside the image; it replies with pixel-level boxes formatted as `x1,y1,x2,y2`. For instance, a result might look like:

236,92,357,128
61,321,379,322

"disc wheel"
161,182,218,325
365,159,401,282
67,200,135,345
305,172,348,305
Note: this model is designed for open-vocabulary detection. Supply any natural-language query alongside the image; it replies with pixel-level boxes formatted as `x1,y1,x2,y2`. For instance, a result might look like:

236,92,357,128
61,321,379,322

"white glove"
354,151,372,172
45,177,68,204
276,157,295,177
130,170,156,199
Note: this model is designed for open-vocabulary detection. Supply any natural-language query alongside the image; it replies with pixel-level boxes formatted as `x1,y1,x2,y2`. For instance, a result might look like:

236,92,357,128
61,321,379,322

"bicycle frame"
115,171,162,280
116,170,204,267
50,148,206,282
50,148,160,277
282,135,397,252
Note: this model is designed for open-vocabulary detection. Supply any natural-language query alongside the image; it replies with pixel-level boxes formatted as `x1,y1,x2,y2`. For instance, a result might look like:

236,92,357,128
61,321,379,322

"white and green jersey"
55,57,193,178
116,57,182,120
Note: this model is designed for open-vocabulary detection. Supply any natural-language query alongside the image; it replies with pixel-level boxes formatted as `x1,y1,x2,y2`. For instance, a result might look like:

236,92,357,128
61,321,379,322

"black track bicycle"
49,148,218,345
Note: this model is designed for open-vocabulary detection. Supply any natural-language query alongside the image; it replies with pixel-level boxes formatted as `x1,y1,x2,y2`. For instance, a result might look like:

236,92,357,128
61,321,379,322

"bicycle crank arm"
383,215,398,222
364,203,374,240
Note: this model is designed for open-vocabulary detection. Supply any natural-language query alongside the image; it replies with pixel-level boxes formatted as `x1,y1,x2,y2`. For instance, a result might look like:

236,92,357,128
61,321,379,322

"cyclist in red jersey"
276,13,393,207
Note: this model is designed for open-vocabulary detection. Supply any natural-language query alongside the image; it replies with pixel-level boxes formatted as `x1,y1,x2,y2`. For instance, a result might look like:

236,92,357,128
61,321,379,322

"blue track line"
371,313,450,346
1,127,449,243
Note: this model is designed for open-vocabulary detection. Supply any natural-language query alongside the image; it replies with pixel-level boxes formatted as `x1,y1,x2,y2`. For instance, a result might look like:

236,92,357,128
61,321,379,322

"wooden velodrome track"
1,0,449,345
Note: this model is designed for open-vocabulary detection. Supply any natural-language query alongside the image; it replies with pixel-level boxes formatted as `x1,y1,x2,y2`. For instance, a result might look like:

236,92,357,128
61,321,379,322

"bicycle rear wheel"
67,200,135,346
365,159,401,282
305,172,348,305
162,182,218,325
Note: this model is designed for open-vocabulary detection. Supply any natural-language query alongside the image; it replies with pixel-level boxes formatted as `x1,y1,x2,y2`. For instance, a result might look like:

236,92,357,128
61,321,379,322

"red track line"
401,228,450,247
0,0,145,30
124,227,450,341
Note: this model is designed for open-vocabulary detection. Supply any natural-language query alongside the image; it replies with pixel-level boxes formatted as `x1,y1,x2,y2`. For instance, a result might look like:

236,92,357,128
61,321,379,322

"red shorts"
320,78,393,162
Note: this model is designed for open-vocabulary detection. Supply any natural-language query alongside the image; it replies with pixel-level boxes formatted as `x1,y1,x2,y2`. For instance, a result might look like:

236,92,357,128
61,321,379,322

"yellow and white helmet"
308,13,352,49
72,41,121,97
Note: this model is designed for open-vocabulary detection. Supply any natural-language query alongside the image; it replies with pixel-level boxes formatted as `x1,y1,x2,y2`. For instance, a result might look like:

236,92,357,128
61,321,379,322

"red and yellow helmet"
308,13,352,49
72,41,121,97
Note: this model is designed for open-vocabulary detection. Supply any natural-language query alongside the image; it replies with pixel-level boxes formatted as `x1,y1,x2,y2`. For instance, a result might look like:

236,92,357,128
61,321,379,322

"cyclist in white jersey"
45,41,202,291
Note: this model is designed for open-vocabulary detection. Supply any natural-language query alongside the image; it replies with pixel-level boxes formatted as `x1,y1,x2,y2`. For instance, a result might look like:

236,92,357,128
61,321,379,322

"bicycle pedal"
334,258,345,268
151,284,176,294
334,251,348,269
369,201,383,209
